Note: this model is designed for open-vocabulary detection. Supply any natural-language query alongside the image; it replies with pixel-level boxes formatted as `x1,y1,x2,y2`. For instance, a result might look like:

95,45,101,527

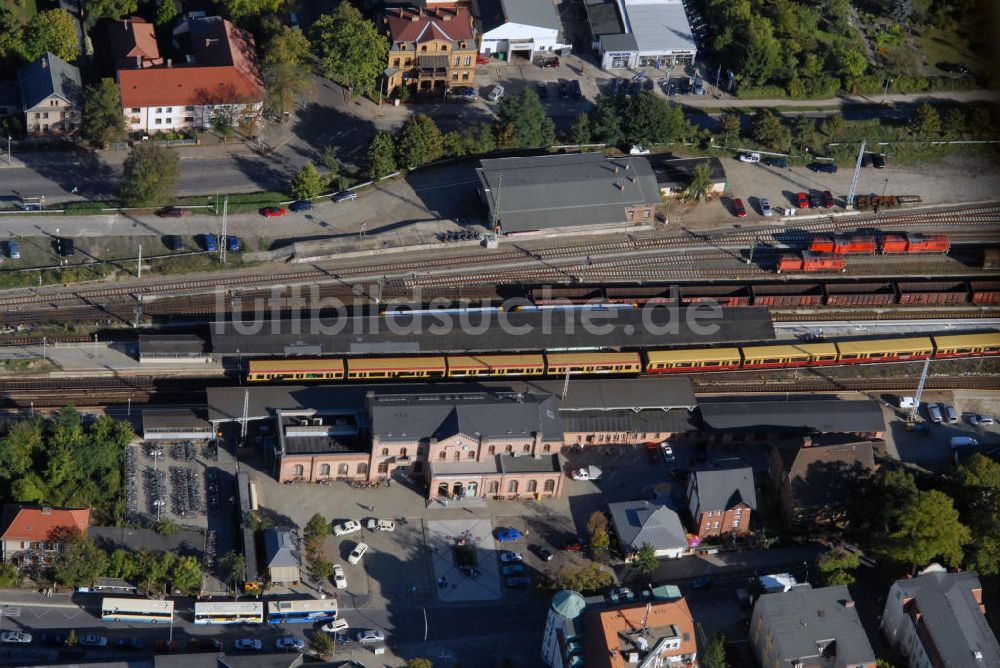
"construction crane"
845,139,866,210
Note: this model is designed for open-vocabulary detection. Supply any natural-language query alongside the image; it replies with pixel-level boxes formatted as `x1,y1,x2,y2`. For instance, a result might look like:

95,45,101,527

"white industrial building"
584,0,696,70
474,0,570,61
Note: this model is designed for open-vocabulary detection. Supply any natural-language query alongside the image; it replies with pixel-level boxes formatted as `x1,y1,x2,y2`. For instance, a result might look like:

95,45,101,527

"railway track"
691,375,1000,393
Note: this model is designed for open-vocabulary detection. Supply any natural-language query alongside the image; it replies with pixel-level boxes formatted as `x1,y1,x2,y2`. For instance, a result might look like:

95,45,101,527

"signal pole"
220,196,229,264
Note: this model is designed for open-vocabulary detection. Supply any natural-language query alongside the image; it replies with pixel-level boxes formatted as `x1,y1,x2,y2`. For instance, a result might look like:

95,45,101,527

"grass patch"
147,252,259,275
0,357,57,374
914,26,984,76
0,264,118,290
5,0,38,23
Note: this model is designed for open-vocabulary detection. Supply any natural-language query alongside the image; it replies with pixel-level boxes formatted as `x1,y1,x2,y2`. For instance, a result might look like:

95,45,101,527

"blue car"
6,241,19,259
204,234,217,252
227,235,240,252
496,528,522,542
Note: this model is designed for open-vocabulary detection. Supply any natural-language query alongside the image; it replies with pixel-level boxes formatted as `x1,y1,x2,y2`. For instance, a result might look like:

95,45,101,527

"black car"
40,633,68,646
56,237,75,257
807,162,837,174
530,544,554,562
809,192,823,208
536,82,549,99
558,81,570,99
764,157,788,169
333,190,358,203
570,80,582,98
155,206,184,218
872,153,886,168
861,152,874,167
165,235,183,251
289,199,314,212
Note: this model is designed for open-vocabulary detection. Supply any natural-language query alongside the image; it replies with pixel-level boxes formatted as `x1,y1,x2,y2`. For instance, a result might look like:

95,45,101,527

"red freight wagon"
752,283,823,307
809,234,876,255
809,235,836,254
904,233,949,254
971,281,1000,304
880,233,909,254
898,281,969,305
777,252,846,273
825,282,896,305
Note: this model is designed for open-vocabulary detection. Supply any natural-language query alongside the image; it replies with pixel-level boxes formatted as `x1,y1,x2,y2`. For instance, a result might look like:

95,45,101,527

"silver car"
944,405,958,423
928,404,943,423
760,198,772,216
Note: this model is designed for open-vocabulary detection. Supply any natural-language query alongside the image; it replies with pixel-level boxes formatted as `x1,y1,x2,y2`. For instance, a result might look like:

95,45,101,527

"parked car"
356,630,385,645
738,152,760,163
795,192,809,209
570,79,582,98
260,206,287,217
500,551,522,563
951,436,979,448
364,518,395,532
333,520,361,536
333,190,358,203
609,78,622,96
808,162,837,173
501,564,526,576
448,86,477,102
540,56,559,68
505,576,532,588
660,443,675,461
764,157,789,168
40,633,68,646
496,527,522,542
822,190,834,208
348,541,369,564
536,82,549,99
332,564,347,589
808,192,823,209
198,638,224,651
928,403,944,423
0,631,32,644
560,539,584,551
321,619,350,634
203,234,217,252
56,237,75,257
692,76,704,95
487,84,504,102
156,206,184,218
558,81,570,98
872,153,886,168
944,405,958,423
530,544,554,562
644,442,659,463
79,634,108,647
227,235,240,252
115,638,144,650
691,577,713,590
629,144,650,155
165,235,183,252
276,637,305,651
731,198,747,217
6,240,19,259
234,639,262,651
759,197,772,216
289,200,314,212
970,415,995,426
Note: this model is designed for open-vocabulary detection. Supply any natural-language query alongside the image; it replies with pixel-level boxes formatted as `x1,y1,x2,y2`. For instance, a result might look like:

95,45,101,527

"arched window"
543,444,551,453
467,451,475,459
439,452,446,460
453,451,460,461
526,479,537,492
381,448,389,456
319,463,331,476
292,464,304,476
544,479,555,492
357,463,368,475
338,463,349,475
488,445,495,455
400,448,408,457
488,481,499,493
505,445,513,453
507,480,518,493
522,444,530,452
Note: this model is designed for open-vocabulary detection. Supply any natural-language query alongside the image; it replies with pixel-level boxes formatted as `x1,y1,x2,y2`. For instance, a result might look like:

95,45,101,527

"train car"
810,234,876,255
897,281,969,305
645,348,742,372
445,354,546,377
345,356,447,379
248,359,345,382
752,283,823,307
931,332,1000,358
740,342,839,368
825,282,895,306
836,337,935,363
777,252,846,273
881,233,949,254
970,281,1000,305
545,352,642,375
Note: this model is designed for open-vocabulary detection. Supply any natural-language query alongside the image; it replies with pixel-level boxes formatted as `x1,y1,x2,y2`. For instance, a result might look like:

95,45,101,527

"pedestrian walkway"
0,342,224,377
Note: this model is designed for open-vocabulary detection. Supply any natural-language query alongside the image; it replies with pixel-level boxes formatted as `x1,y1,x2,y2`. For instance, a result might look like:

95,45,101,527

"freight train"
246,331,1000,382
779,233,951,273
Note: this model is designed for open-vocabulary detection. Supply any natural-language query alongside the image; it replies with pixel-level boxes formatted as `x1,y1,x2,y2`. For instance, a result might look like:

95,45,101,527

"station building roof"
209,307,775,356
698,398,886,434
139,334,206,355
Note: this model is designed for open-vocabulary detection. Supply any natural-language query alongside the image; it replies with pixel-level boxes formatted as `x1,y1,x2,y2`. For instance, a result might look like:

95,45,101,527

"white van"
487,85,504,102
950,436,979,449
899,396,917,409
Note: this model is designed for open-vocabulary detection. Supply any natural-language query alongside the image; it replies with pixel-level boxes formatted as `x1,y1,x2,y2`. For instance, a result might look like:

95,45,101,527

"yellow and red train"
246,332,1000,382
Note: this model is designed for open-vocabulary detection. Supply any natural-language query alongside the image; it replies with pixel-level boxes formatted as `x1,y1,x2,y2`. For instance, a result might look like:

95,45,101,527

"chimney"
802,435,812,448
135,55,141,67
842,599,855,608
41,57,48,69
167,58,172,67
41,507,52,514
124,18,130,31
614,182,624,191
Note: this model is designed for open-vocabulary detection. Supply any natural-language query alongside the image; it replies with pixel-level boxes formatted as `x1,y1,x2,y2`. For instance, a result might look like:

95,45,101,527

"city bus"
101,597,174,623
266,599,338,624
193,601,264,625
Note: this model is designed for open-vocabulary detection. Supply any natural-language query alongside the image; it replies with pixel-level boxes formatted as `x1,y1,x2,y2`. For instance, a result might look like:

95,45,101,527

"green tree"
0,419,43,480
569,113,592,144
497,88,555,148
589,96,623,145
589,526,610,551
555,563,614,594
290,161,324,199
623,92,686,145
684,161,713,202
217,0,283,22
154,0,177,26
53,530,108,587
942,108,966,139
816,547,861,586
304,513,330,543
219,551,246,593
791,114,816,150
719,112,741,142
312,4,388,97
0,563,19,588
121,143,180,206
822,112,844,138
751,109,791,150
170,555,203,594
883,489,970,572
309,631,333,659
702,634,728,668
0,5,24,62
853,468,918,536
913,103,941,136
264,61,311,117
105,549,141,581
836,47,868,80
367,131,397,179
84,0,138,23
211,106,235,140
407,660,433,668
81,79,127,148
24,10,81,63
633,544,659,574
739,15,782,86
951,454,1000,575
587,511,608,537
264,25,311,66
309,556,333,581
155,519,179,536
396,114,443,168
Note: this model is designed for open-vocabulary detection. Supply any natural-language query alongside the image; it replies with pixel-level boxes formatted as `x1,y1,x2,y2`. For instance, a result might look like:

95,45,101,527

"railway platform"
0,341,224,378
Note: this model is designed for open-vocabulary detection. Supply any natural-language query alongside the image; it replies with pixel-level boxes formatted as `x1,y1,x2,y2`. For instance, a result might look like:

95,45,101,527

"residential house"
649,156,727,198
750,585,877,668
608,499,688,559
686,466,756,538
119,16,264,133
476,153,662,234
0,505,90,566
881,563,1000,668
769,438,877,527
473,0,569,61
263,528,300,584
105,17,163,72
17,53,81,136
382,5,478,97
582,598,697,668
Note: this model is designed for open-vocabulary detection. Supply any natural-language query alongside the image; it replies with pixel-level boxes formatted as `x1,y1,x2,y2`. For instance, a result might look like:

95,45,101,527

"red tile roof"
107,17,163,71
120,65,263,108
385,5,474,43
583,600,697,668
0,505,90,541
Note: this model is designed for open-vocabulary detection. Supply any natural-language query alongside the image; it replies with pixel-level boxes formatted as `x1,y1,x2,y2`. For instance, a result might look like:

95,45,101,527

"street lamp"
881,76,894,104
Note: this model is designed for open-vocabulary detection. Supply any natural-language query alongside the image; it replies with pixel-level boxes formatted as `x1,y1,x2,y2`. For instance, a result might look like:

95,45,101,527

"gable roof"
893,567,1000,667
385,6,475,44
474,0,560,32
649,157,727,188
608,500,687,552
107,17,163,71
692,466,756,512
778,441,876,510
699,398,886,434
263,528,299,568
0,504,90,541
18,52,81,111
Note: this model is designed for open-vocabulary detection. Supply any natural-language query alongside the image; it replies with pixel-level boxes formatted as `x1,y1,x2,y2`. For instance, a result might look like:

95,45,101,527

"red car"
645,442,660,463
260,207,287,218
795,192,809,209
822,191,834,208
732,198,747,217
540,56,560,68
